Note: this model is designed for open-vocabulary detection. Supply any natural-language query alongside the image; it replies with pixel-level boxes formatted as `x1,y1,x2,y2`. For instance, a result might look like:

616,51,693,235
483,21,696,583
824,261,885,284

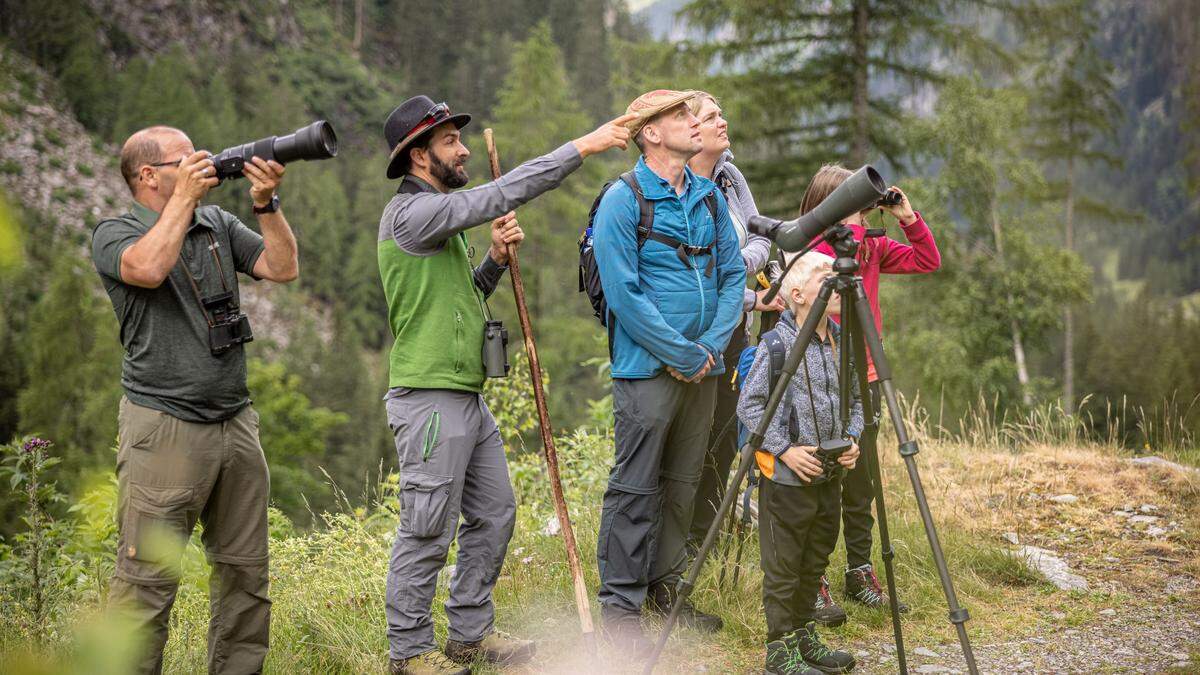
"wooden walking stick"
483,128,595,643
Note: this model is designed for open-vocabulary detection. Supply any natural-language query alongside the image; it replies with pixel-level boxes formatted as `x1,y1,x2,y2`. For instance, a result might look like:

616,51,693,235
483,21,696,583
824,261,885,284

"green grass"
3,421,1195,673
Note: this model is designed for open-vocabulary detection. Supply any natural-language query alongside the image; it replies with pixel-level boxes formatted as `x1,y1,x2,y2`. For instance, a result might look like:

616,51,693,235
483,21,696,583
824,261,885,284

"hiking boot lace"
817,576,834,607
851,565,886,605
424,650,460,669
802,626,833,661
866,567,884,595
783,647,810,672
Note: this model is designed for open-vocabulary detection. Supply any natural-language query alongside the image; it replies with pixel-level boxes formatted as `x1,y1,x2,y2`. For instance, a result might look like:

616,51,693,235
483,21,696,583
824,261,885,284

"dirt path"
852,587,1198,673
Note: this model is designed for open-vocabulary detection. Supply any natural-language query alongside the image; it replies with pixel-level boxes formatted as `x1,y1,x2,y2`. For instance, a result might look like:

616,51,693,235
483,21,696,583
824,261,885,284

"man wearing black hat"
378,95,636,675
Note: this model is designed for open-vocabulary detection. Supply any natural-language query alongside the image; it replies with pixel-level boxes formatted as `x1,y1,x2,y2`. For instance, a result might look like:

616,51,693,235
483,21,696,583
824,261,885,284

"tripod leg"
716,474,739,589
849,280,978,675
847,300,907,674
730,478,753,588
643,281,837,674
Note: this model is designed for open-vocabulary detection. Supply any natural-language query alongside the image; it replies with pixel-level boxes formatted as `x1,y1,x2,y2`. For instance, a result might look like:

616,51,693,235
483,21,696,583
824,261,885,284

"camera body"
483,319,510,378
202,290,253,355
815,437,852,479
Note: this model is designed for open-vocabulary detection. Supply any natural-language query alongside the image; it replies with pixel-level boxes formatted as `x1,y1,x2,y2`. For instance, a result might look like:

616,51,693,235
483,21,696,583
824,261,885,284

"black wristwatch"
253,194,280,214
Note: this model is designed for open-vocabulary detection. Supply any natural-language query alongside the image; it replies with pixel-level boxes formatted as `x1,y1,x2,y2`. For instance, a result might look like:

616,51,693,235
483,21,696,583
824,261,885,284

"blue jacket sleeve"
594,184,710,376
697,193,747,360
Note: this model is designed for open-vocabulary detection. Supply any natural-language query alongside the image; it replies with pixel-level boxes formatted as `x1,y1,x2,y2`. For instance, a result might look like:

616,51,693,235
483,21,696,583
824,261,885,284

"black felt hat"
384,95,472,179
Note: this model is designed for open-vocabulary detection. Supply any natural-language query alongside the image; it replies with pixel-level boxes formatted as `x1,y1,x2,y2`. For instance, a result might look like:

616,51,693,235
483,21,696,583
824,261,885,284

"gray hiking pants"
384,388,516,660
597,374,718,613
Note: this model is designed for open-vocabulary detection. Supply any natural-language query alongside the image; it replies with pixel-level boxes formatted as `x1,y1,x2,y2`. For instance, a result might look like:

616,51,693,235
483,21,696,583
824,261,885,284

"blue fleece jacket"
593,157,746,379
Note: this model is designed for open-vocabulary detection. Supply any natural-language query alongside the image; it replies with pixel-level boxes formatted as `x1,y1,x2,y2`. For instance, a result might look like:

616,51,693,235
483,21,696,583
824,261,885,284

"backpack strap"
620,172,723,277
761,329,799,445
702,192,720,276
618,171,656,250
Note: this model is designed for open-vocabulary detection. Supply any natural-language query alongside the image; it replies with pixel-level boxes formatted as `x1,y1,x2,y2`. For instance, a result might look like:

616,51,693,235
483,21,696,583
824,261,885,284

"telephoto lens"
212,120,339,181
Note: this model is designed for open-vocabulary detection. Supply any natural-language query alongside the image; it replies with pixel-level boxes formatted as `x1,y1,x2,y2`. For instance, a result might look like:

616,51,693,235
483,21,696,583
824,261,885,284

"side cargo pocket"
399,472,455,538
119,483,194,585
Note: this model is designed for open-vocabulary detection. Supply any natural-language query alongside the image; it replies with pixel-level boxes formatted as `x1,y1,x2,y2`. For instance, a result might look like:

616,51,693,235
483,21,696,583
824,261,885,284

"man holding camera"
91,126,298,673
378,95,635,674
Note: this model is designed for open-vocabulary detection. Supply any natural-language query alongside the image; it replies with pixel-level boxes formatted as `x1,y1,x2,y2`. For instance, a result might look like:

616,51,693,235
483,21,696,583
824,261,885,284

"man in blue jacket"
593,89,746,651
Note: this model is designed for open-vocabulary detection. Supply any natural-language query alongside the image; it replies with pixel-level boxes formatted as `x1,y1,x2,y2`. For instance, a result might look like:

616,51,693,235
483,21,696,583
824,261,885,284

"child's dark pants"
759,474,842,642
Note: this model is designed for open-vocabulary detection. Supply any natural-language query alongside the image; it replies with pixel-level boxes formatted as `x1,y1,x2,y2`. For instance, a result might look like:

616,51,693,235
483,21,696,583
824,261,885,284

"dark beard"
431,152,468,189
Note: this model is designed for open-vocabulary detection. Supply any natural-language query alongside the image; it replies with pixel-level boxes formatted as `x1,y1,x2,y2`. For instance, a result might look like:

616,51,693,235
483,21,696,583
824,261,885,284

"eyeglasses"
148,159,184,168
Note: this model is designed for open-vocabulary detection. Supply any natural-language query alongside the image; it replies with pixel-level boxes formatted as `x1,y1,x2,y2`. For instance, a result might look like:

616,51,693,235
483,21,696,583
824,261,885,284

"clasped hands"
666,349,715,384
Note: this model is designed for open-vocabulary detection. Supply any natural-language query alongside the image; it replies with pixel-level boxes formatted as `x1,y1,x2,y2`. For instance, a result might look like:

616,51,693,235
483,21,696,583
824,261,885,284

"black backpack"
578,171,721,326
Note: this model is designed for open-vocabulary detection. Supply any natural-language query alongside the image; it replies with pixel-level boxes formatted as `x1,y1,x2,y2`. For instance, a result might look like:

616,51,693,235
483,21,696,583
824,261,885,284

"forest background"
0,0,1197,533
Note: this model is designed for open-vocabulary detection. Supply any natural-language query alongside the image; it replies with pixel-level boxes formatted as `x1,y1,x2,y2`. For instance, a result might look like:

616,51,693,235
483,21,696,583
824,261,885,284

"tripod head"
826,225,861,278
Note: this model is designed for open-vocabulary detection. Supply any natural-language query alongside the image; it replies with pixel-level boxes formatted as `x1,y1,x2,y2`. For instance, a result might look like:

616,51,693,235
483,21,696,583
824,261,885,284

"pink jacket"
814,212,940,380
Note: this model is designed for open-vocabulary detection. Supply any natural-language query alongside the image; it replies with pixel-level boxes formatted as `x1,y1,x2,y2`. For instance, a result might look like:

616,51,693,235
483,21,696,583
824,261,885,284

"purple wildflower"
22,437,52,454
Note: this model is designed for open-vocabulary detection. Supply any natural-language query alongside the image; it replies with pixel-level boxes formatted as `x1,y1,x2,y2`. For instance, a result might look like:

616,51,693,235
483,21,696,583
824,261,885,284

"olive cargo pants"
107,397,271,675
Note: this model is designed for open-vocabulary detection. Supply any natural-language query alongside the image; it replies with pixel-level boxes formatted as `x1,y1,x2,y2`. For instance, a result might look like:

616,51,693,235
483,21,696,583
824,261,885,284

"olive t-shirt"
91,202,265,422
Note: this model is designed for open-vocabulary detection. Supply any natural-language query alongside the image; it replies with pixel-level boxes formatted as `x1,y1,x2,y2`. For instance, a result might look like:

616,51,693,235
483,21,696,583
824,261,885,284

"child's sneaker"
844,563,909,612
786,621,855,673
812,575,847,627
764,637,822,674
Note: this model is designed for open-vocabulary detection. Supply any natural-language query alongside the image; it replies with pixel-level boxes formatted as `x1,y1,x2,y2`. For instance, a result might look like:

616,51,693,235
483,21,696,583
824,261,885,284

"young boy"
737,251,862,675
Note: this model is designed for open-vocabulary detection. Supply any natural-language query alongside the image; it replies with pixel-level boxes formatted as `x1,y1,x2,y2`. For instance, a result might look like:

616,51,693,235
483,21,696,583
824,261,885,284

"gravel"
849,601,1199,674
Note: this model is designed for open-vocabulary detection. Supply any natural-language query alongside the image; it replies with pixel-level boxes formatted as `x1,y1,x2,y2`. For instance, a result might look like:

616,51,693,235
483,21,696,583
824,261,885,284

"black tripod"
645,225,978,675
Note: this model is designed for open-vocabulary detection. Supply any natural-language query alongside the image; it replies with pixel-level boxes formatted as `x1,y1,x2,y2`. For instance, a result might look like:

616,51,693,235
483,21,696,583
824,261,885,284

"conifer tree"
481,21,616,424
682,0,1009,212
17,253,122,465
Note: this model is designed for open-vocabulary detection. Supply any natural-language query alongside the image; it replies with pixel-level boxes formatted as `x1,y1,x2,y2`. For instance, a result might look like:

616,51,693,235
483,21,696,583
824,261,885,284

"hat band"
394,102,453,154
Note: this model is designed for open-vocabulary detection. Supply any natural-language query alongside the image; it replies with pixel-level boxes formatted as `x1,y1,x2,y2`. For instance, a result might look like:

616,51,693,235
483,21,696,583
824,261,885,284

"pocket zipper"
422,411,441,461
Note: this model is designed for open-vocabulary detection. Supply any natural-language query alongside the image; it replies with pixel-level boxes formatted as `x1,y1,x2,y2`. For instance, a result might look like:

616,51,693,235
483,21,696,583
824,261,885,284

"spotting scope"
747,165,887,251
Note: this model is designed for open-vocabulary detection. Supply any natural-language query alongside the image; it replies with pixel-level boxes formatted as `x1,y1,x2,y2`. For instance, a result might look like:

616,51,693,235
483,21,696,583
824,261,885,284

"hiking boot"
785,622,856,673
445,630,536,666
600,604,653,659
646,581,724,633
844,563,909,612
764,637,823,674
388,649,470,675
812,575,847,627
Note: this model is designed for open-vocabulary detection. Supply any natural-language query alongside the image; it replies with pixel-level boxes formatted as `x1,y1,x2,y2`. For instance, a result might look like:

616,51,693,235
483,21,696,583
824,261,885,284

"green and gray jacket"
376,142,582,393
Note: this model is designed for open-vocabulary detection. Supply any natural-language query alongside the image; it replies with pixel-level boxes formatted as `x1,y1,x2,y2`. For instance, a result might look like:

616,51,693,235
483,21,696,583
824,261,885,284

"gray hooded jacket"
736,310,864,486
712,150,771,312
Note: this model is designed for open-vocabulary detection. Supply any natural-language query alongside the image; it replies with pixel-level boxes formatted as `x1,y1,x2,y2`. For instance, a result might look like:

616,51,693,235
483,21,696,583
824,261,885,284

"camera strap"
799,322,839,445
462,234,494,321
179,231,232,329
